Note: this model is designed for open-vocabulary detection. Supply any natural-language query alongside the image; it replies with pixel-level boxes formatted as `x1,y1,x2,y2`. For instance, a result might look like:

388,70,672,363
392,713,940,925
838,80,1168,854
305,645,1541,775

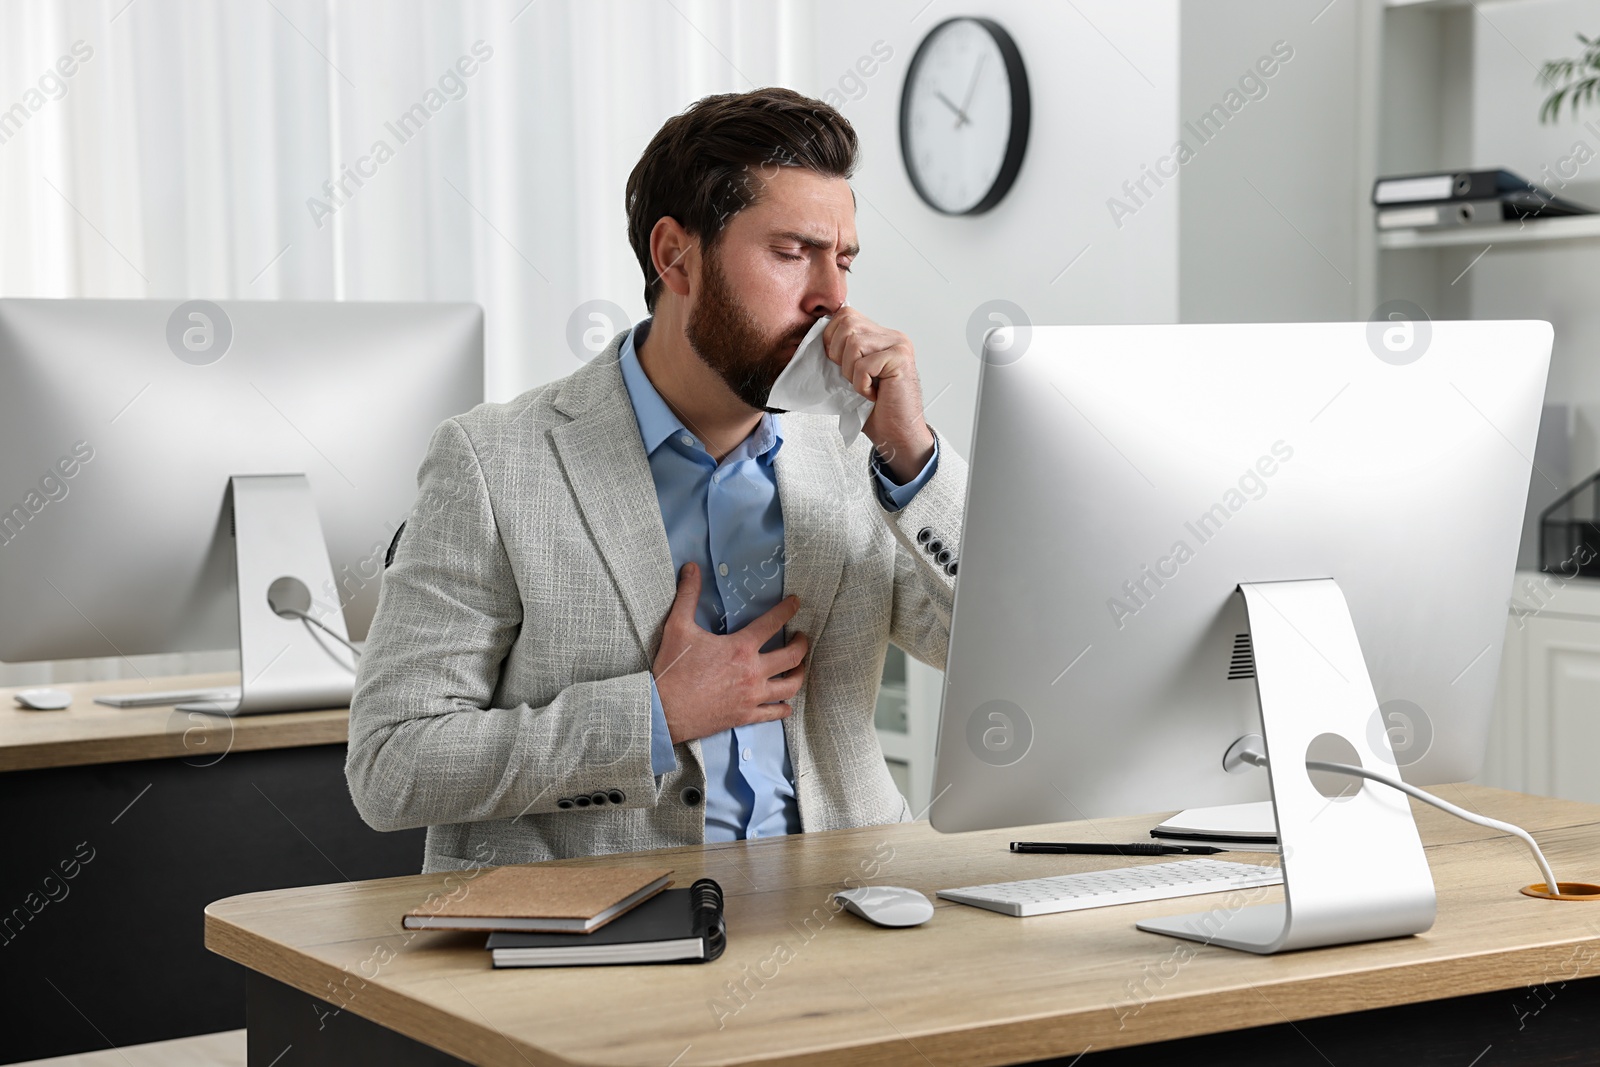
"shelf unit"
1369,1,1600,297
1369,0,1600,569
1483,571,1600,803
1372,2,1600,800
1378,213,1600,248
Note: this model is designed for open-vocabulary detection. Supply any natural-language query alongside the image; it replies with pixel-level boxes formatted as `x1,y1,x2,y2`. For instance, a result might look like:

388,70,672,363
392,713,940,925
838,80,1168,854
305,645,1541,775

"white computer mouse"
14,687,72,711
833,886,934,927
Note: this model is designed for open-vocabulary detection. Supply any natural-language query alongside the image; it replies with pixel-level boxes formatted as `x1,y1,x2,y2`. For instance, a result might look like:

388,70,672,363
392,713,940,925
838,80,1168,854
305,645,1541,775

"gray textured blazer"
345,327,967,873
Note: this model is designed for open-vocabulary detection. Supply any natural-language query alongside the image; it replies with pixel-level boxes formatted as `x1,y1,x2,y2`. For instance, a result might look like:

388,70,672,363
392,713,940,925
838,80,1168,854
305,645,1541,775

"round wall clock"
899,16,1031,215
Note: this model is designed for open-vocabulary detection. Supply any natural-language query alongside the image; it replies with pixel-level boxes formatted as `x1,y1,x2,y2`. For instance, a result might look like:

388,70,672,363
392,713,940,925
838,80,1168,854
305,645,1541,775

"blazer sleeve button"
681,786,703,807
608,789,625,805
927,539,944,555
590,791,609,807
935,548,953,566
574,795,592,808
945,559,959,577
556,798,574,810
916,527,934,544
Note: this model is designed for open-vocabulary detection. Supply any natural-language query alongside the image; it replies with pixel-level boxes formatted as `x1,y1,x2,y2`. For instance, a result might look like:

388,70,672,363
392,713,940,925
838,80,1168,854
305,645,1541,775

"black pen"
1009,841,1226,856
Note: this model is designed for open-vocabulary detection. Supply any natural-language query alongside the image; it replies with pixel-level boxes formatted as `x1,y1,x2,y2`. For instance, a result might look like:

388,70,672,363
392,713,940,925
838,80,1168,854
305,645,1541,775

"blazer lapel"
775,418,852,822
775,418,849,661
549,342,678,659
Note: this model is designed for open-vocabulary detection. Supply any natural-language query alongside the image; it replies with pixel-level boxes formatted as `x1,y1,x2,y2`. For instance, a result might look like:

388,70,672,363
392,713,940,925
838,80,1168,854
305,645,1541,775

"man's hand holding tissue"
821,308,936,484
654,562,810,744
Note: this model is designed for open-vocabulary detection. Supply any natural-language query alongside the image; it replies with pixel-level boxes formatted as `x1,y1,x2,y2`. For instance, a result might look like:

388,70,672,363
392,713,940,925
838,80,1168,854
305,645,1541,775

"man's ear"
649,217,697,300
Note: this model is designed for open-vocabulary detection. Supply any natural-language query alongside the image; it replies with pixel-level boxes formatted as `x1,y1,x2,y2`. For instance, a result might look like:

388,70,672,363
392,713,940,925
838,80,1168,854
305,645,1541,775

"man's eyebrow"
774,230,860,257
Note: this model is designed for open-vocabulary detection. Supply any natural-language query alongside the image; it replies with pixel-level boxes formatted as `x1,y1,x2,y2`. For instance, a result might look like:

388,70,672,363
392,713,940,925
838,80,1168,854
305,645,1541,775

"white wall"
798,0,1181,459
1178,0,1374,323
1468,0,1600,479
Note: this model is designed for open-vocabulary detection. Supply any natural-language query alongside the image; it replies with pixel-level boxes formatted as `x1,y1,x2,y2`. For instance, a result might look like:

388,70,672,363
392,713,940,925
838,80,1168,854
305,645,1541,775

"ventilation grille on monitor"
1228,633,1255,680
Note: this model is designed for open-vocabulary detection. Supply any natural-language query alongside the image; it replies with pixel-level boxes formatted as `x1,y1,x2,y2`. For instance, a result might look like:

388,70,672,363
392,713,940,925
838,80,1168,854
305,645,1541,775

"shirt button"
718,563,729,576
679,434,694,447
741,747,752,761
749,829,760,839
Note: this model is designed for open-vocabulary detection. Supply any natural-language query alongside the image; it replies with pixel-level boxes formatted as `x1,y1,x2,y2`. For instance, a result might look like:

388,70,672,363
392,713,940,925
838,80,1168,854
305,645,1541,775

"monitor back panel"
0,298,483,662
932,320,1551,832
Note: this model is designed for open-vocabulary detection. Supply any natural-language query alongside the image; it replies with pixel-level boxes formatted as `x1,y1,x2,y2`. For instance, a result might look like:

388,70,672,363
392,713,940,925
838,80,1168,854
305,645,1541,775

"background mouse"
14,687,72,711
833,886,934,927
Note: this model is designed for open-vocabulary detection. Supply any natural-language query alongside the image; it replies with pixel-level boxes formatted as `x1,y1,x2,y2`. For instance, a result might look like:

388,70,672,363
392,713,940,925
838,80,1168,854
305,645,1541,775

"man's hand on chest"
653,561,809,744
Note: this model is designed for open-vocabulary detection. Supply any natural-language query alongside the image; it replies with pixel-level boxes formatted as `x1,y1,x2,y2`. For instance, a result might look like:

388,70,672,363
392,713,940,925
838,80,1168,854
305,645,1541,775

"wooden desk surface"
0,672,349,771
206,784,1600,1067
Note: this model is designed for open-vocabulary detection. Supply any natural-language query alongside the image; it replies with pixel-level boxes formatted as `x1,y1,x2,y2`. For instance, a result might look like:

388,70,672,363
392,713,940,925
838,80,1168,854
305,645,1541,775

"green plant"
1540,32,1600,123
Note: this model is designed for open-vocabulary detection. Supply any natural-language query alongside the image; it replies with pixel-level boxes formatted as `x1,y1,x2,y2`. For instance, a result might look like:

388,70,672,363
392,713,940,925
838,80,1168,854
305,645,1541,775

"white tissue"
765,315,874,444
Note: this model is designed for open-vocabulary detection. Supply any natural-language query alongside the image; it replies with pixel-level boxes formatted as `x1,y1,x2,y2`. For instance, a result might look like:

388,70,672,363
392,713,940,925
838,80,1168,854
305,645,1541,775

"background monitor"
0,298,483,664
931,320,1551,834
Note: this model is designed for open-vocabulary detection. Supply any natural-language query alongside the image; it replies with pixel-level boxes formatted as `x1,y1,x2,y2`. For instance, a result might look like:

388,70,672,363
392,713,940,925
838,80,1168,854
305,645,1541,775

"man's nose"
804,265,846,317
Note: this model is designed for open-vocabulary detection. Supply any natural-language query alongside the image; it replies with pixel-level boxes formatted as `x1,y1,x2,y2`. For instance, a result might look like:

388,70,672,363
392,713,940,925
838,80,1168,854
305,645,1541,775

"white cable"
284,610,362,663
1239,749,1561,893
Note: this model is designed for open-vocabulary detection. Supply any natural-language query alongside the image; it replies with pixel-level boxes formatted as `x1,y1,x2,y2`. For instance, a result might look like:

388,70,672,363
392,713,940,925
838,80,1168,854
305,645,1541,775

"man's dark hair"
626,87,858,314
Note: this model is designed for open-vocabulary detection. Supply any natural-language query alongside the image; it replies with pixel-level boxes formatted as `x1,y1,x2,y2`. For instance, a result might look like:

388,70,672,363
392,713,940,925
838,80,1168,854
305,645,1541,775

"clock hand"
959,53,987,120
934,90,970,127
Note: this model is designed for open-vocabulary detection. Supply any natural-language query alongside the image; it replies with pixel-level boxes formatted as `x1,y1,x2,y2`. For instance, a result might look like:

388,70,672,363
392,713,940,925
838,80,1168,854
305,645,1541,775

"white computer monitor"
930,320,1552,952
0,298,482,711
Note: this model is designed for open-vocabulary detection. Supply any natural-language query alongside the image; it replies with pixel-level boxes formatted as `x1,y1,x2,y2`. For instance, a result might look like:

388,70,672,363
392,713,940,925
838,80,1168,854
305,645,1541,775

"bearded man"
346,86,967,871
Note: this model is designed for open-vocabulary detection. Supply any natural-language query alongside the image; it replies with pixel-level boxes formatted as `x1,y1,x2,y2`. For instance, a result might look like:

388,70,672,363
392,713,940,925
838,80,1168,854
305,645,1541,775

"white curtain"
0,0,807,682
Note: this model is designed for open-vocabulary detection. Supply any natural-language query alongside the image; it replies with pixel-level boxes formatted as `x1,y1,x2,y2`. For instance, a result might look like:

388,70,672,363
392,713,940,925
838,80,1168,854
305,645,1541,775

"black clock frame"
898,15,1032,216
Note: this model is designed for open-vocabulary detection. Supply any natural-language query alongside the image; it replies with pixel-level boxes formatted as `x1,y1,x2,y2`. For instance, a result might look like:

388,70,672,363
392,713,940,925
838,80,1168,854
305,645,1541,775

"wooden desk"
207,784,1600,1067
0,671,347,771
2,674,423,1064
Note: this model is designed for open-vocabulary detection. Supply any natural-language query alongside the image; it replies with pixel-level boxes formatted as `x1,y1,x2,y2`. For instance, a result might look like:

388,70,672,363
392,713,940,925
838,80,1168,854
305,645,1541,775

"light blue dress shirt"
617,317,937,841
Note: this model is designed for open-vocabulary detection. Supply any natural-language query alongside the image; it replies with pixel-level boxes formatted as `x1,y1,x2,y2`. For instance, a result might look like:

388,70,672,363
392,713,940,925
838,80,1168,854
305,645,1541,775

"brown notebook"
402,867,673,933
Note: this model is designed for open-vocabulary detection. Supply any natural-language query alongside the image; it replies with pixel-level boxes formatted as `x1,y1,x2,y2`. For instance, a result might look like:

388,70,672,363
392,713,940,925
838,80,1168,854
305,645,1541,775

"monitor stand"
1135,578,1437,954
174,474,356,716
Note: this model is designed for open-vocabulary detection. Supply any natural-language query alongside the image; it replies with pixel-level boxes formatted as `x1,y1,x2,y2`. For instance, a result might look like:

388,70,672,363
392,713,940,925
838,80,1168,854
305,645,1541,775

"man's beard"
684,248,814,413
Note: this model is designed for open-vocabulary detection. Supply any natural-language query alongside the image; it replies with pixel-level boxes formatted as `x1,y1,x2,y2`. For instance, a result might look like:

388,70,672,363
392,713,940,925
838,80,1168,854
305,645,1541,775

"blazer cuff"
883,426,967,581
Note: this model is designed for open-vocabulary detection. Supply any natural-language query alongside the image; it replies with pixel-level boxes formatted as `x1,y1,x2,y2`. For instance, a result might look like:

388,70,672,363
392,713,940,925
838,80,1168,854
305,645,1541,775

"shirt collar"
616,317,783,462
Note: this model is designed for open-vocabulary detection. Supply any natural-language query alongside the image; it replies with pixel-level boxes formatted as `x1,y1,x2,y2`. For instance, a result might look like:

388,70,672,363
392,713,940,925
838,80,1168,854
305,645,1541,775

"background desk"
1,673,423,1065
207,784,1600,1067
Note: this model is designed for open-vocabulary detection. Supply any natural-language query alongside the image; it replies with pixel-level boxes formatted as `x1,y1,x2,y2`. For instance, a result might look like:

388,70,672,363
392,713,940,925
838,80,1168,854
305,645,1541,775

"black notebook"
486,878,726,967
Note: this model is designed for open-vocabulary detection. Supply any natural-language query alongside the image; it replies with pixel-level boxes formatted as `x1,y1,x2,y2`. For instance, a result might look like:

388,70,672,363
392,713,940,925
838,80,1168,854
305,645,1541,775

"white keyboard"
937,858,1284,917
93,686,241,708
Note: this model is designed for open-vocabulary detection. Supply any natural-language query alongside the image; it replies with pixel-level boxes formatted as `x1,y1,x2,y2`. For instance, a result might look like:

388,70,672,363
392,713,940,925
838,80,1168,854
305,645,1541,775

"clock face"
900,17,1030,215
